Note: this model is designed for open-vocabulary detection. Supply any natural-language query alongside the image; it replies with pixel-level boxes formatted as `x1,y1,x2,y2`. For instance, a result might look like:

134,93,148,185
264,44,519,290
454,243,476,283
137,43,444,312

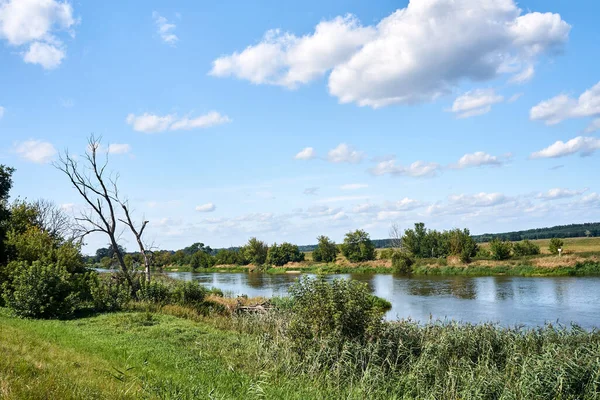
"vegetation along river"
166,272,600,329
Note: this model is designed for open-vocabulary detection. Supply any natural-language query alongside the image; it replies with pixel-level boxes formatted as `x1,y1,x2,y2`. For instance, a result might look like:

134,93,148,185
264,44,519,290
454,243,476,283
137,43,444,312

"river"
165,272,600,328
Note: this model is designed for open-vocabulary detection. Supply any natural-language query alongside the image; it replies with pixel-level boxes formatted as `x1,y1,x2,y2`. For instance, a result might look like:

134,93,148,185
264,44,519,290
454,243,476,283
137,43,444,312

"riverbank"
161,255,600,277
2,302,600,399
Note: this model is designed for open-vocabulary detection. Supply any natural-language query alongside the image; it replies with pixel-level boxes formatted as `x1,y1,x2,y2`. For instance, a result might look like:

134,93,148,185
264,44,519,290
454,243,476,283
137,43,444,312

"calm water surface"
166,272,600,328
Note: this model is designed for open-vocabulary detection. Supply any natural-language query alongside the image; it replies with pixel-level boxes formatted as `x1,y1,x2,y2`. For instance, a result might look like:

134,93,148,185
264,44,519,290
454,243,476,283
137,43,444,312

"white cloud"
126,111,230,133
0,106,4,119
210,15,374,88
152,12,178,45
14,140,57,163
384,198,423,211
340,183,368,190
195,203,216,212
508,93,523,103
327,143,364,163
294,147,316,160
0,0,76,69
448,193,508,208
107,143,131,155
584,119,600,134
212,1,570,108
537,188,587,200
530,136,600,159
509,65,535,84
530,81,600,125
453,151,506,169
303,187,319,195
369,159,441,178
353,203,378,213
450,89,504,118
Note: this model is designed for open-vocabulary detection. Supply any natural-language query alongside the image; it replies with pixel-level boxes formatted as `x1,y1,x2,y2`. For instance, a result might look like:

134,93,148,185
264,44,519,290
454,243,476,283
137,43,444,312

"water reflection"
162,272,600,329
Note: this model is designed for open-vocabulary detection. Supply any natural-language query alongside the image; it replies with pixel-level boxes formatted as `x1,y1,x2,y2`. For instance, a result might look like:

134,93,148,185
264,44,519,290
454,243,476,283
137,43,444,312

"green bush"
89,274,131,312
379,248,395,260
214,249,248,265
341,230,376,262
136,280,171,304
189,251,215,270
392,252,414,274
312,235,339,263
513,240,541,257
267,242,305,266
549,238,564,255
287,276,384,349
171,281,207,306
476,247,491,258
2,262,80,319
448,228,478,263
243,237,268,265
489,239,513,260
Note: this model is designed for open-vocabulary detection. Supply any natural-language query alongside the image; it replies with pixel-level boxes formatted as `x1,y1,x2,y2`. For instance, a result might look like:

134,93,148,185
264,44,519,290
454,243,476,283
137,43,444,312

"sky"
1,0,599,254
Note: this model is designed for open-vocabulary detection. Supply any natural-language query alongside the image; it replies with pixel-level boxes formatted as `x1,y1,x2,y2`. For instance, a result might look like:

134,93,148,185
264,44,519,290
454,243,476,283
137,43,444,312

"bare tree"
54,135,152,284
33,199,75,241
389,223,403,252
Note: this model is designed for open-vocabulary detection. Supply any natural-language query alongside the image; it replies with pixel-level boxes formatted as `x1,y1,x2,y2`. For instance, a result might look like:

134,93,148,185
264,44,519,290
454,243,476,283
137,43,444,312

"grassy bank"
2,304,600,399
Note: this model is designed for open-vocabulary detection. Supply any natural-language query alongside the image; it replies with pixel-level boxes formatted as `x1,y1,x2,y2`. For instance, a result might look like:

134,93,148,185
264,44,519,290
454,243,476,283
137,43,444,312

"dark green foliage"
341,230,376,262
189,250,215,270
89,273,131,312
549,238,565,255
136,280,171,304
513,239,541,256
243,237,268,265
403,223,478,261
476,246,492,258
490,238,513,260
379,248,395,260
287,276,384,349
448,228,478,263
392,251,414,274
2,262,79,318
312,235,339,263
215,248,248,265
402,222,429,257
171,281,208,306
475,222,600,242
0,165,14,266
267,242,305,266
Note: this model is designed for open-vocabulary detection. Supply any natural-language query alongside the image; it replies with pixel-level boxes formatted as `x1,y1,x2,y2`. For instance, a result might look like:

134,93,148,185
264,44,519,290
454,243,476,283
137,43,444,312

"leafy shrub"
476,247,491,258
215,249,248,265
549,238,564,255
448,228,478,263
189,251,215,270
136,280,171,304
171,281,207,306
312,235,339,263
392,251,414,274
2,262,79,318
89,273,131,312
243,237,268,265
267,242,305,266
379,248,395,260
287,276,384,349
208,287,224,297
513,240,541,257
341,230,376,262
489,239,513,260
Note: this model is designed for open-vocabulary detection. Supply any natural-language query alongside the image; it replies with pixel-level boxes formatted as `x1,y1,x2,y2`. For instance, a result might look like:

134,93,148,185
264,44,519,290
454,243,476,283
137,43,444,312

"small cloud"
126,111,230,133
107,144,131,155
537,188,587,200
530,136,600,159
584,118,600,134
152,12,178,45
327,143,364,163
508,93,524,103
369,159,441,178
195,203,216,212
295,147,316,160
0,106,4,119
530,81,600,125
509,65,535,84
340,183,368,190
449,88,504,118
14,140,57,164
303,187,319,195
452,151,508,169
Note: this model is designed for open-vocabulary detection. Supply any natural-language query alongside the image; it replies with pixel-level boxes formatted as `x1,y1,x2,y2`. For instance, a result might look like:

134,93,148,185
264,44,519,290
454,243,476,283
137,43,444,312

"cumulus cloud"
448,193,508,208
369,159,441,178
152,12,178,45
126,111,230,133
530,81,600,126
340,183,368,190
530,136,600,159
450,89,504,118
0,0,76,69
107,143,131,155
584,119,600,134
14,140,57,163
537,188,587,200
210,15,374,88
212,0,569,108
509,65,535,84
195,203,216,212
452,151,508,169
294,147,316,160
327,143,364,163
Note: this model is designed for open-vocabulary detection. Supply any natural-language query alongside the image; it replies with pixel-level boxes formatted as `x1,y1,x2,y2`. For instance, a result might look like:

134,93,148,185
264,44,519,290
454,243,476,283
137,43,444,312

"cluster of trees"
401,223,478,263
474,223,600,242
485,238,563,260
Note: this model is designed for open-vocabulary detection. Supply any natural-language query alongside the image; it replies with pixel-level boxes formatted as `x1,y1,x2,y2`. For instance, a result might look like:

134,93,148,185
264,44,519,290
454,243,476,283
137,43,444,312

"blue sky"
1,0,599,253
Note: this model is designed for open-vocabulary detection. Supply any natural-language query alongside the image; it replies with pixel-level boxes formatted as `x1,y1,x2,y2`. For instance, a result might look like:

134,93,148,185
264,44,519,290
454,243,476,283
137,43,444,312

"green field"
478,236,600,255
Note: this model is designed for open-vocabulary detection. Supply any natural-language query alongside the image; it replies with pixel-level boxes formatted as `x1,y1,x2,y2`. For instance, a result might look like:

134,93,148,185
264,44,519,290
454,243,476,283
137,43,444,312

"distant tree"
190,251,215,270
243,237,268,265
447,228,478,263
172,250,188,265
341,230,376,263
312,235,339,263
183,242,213,256
267,242,305,266
489,239,512,260
389,223,403,251
585,230,592,238
549,238,564,255
215,249,247,265
402,223,428,258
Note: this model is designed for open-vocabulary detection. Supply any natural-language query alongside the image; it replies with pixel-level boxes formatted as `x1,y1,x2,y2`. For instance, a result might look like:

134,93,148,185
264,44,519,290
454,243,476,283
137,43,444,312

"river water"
165,272,600,328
